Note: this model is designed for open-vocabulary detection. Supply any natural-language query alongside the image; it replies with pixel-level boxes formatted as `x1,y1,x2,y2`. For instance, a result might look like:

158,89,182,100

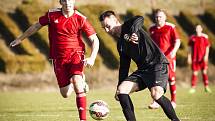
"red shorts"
168,58,176,81
192,61,208,71
53,50,85,88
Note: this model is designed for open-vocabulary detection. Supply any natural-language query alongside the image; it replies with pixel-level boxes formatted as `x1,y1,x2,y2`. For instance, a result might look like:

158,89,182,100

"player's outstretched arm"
83,34,100,67
10,22,43,47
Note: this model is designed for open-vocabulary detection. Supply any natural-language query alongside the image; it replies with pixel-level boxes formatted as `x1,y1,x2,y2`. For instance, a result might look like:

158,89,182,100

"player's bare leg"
72,75,87,121
169,77,177,108
117,81,139,121
82,73,89,93
150,86,179,121
149,61,177,109
60,84,74,98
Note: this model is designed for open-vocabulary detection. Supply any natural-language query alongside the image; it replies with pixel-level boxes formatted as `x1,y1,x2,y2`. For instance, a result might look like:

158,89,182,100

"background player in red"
10,0,100,121
148,9,181,109
188,24,212,94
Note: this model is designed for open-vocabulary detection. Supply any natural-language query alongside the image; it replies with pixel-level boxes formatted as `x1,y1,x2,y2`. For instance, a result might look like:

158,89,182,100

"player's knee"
60,90,71,98
118,85,130,94
72,75,85,93
61,92,70,98
150,86,164,100
60,84,73,98
203,69,207,74
169,77,175,82
193,71,198,75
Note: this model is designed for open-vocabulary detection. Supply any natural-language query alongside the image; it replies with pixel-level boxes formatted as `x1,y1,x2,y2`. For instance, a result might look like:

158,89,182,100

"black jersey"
117,16,169,84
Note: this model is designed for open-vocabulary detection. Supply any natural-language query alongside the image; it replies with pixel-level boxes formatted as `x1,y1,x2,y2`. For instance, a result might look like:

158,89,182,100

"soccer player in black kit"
99,10,180,121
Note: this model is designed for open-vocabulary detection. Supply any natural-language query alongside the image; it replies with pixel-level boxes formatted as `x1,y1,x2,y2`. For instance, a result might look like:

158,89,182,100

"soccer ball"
89,100,109,120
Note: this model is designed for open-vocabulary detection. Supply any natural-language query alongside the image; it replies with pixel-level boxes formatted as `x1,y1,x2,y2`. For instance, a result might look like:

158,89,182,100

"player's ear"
164,14,167,20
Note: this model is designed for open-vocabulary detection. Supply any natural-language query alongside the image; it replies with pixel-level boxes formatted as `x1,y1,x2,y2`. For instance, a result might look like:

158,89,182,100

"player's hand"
114,89,119,101
204,56,208,62
129,33,139,44
170,51,176,59
10,39,22,47
187,56,192,65
83,57,95,68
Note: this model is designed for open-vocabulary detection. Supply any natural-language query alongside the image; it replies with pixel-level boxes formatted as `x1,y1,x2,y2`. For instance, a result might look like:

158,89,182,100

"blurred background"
0,0,215,91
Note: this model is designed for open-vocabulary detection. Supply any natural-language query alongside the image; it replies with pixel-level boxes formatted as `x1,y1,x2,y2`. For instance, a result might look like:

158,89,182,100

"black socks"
118,94,136,121
155,96,180,121
118,94,179,121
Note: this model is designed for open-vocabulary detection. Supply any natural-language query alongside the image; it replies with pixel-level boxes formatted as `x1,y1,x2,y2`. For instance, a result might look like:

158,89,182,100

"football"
89,100,109,120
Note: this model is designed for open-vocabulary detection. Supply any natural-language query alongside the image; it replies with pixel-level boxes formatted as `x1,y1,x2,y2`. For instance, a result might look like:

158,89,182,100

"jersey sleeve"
170,26,179,43
188,35,194,46
204,37,211,47
118,52,131,87
130,16,144,34
82,19,96,37
39,12,49,26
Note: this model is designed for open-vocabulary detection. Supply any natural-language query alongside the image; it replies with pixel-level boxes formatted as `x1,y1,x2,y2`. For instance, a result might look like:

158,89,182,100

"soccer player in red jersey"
10,0,100,121
188,24,212,94
148,9,181,109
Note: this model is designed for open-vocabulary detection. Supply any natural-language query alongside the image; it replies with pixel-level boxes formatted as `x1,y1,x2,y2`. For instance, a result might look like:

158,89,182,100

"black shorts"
124,64,168,93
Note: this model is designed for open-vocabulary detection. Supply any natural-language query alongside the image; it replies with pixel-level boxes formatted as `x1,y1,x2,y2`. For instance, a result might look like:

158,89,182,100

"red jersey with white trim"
189,34,210,62
39,8,96,59
149,22,179,59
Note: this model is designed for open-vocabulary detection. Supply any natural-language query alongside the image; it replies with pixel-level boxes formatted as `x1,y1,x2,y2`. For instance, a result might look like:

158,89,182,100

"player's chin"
65,7,73,11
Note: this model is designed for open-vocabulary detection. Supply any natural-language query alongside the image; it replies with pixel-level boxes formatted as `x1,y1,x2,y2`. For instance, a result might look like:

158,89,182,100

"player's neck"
196,32,202,36
62,9,75,18
157,22,165,28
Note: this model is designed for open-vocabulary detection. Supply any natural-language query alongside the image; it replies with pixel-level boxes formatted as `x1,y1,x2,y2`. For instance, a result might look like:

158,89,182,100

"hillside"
0,0,215,90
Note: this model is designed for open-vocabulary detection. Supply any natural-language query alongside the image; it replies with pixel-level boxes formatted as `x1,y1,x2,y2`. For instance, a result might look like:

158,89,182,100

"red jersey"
39,8,96,59
149,22,179,59
189,34,210,62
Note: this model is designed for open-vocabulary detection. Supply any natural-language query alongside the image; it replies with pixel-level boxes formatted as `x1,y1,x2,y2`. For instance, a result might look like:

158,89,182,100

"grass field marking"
0,114,6,117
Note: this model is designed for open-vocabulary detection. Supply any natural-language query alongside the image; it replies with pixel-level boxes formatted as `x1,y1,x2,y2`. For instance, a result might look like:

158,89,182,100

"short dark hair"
99,10,116,21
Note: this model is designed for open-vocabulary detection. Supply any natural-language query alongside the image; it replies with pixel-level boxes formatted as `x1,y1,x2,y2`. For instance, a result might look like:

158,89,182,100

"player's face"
155,11,166,26
101,15,118,35
60,0,75,12
196,25,203,33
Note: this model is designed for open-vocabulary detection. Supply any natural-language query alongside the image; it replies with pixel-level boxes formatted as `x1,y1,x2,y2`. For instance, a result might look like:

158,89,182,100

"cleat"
171,101,177,109
189,88,196,94
205,87,212,93
148,101,160,109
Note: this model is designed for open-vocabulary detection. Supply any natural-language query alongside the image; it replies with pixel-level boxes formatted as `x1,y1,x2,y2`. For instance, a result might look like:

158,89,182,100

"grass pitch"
0,86,215,121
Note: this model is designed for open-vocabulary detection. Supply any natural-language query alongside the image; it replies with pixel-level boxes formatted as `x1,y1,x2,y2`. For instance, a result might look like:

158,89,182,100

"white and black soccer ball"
89,100,109,120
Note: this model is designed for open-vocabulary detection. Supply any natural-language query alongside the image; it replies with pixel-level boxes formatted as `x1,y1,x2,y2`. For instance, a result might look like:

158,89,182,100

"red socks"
191,74,197,87
202,73,209,86
169,78,176,102
191,74,209,87
76,94,86,121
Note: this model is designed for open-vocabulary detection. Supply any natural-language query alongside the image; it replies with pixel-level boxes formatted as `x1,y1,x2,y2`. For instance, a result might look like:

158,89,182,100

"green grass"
0,86,215,121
